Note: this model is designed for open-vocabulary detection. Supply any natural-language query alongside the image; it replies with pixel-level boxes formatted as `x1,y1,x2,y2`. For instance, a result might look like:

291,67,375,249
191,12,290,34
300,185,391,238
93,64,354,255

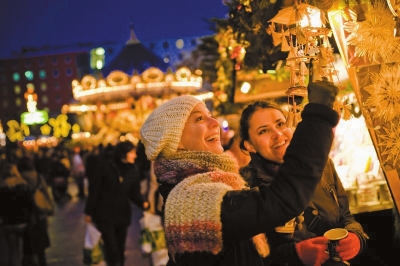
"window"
66,68,72,76
162,41,169,49
14,85,21,94
40,82,47,91
39,70,46,79
90,47,105,70
25,70,34,81
53,69,59,77
52,57,58,65
2,99,8,108
54,82,60,91
42,95,48,104
175,39,184,49
24,60,32,68
0,74,5,83
65,56,71,64
38,58,45,67
15,97,22,106
13,72,20,82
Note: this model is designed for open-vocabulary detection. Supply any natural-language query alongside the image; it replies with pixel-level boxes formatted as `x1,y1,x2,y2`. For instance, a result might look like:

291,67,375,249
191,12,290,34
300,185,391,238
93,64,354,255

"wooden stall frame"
328,8,400,215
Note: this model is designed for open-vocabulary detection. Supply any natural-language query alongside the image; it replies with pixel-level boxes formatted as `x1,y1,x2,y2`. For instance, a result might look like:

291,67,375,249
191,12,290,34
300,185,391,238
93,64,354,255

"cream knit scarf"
154,151,270,260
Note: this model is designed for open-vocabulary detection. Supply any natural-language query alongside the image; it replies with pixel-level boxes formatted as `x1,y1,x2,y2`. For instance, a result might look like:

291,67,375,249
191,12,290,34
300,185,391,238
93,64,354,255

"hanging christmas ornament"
377,121,400,169
364,63,400,122
344,0,400,64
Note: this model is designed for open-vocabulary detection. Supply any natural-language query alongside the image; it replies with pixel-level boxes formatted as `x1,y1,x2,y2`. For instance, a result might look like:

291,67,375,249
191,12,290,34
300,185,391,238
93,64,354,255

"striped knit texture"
155,151,270,259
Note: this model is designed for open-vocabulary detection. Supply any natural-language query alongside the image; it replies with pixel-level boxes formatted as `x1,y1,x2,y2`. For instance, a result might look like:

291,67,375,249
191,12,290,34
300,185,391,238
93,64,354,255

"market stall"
325,0,400,214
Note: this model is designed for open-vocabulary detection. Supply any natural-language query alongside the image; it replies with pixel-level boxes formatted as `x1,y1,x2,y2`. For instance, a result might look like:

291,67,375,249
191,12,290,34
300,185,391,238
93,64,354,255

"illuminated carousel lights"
107,70,129,86
72,67,203,101
141,67,164,83
81,75,97,90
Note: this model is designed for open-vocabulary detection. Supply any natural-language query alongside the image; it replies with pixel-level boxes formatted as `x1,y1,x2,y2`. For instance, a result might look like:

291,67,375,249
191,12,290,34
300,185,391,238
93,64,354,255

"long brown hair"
239,100,284,152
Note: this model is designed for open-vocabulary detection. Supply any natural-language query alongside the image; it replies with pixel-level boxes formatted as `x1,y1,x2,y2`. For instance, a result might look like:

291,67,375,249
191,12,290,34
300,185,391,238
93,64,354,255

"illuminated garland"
141,67,164,83
107,70,129,86
81,75,97,90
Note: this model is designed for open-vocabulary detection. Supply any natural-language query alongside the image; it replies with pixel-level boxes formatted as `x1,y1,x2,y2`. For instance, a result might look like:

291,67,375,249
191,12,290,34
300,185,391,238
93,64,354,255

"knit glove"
308,61,338,108
295,236,330,266
335,232,360,261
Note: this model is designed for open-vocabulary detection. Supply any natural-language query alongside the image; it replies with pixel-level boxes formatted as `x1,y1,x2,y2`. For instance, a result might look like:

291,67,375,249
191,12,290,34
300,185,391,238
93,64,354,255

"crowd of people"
2,76,400,266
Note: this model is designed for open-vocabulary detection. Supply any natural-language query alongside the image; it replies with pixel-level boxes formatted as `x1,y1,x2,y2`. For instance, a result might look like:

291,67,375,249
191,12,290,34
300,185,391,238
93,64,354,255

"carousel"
62,27,209,146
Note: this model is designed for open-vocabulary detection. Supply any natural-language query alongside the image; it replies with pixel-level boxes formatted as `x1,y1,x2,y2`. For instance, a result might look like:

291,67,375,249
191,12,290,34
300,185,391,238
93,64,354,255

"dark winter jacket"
84,157,145,225
0,163,33,227
155,103,339,266
240,151,369,265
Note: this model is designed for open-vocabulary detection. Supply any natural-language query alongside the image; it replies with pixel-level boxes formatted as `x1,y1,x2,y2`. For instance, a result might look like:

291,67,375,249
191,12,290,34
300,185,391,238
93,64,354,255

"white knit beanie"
140,95,203,161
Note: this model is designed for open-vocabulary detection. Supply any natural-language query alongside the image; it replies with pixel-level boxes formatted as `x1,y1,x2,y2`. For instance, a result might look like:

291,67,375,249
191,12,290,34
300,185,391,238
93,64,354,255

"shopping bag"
33,174,55,215
83,223,104,265
139,211,169,266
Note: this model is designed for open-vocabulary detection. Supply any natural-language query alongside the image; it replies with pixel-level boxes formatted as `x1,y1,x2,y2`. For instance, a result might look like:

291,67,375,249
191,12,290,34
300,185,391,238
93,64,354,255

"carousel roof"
101,25,170,77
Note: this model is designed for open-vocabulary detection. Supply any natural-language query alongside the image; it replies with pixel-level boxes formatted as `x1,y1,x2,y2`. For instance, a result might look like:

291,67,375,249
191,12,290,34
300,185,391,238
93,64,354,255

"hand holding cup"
323,228,348,261
336,232,361,261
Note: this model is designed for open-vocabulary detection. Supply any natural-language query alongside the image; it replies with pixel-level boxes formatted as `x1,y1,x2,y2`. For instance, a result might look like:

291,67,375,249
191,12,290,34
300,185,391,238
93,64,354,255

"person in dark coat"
138,76,339,266
0,159,34,266
17,155,54,266
238,97,368,265
84,141,149,266
47,149,70,202
84,144,102,188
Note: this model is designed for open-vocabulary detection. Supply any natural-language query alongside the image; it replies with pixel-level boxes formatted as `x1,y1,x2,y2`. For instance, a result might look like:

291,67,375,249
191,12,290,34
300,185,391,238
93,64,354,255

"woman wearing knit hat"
139,77,339,266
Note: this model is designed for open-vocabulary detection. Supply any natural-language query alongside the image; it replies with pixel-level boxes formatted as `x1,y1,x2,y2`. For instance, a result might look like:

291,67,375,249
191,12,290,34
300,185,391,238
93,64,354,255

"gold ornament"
377,121,400,169
364,63,400,122
344,0,400,64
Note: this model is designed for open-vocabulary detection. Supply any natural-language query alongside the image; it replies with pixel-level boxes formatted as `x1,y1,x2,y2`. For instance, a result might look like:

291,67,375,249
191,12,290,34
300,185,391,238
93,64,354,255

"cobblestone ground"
45,181,152,266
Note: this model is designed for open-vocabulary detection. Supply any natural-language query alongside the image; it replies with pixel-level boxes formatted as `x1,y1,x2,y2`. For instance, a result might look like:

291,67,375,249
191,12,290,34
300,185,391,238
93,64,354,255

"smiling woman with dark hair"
238,82,368,265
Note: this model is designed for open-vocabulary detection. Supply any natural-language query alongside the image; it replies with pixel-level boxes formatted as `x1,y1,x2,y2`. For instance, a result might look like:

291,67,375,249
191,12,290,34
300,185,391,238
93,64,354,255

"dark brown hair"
239,100,284,151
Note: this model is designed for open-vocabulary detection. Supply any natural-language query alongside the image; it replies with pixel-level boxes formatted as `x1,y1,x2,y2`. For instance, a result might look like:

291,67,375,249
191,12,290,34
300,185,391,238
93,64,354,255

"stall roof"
101,25,170,77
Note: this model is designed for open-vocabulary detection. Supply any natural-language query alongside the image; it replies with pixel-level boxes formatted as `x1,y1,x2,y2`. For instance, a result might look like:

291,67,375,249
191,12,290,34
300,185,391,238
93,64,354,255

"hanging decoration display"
364,63,400,123
378,121,400,168
267,1,347,127
343,0,400,64
324,0,400,212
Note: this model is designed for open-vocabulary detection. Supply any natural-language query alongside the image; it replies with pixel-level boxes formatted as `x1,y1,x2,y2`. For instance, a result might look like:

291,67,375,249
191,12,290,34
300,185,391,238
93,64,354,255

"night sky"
0,0,229,58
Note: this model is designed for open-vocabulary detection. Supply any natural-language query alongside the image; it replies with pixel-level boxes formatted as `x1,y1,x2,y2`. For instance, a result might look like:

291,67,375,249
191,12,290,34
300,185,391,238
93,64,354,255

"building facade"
0,51,90,124
0,34,201,134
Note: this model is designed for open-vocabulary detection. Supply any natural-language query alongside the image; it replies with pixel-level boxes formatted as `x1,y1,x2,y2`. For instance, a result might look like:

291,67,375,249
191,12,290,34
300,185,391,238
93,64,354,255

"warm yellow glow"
175,39,184,49
240,82,251,93
195,92,214,101
96,59,103,69
300,9,322,28
71,67,203,101
96,47,105,55
222,120,229,129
